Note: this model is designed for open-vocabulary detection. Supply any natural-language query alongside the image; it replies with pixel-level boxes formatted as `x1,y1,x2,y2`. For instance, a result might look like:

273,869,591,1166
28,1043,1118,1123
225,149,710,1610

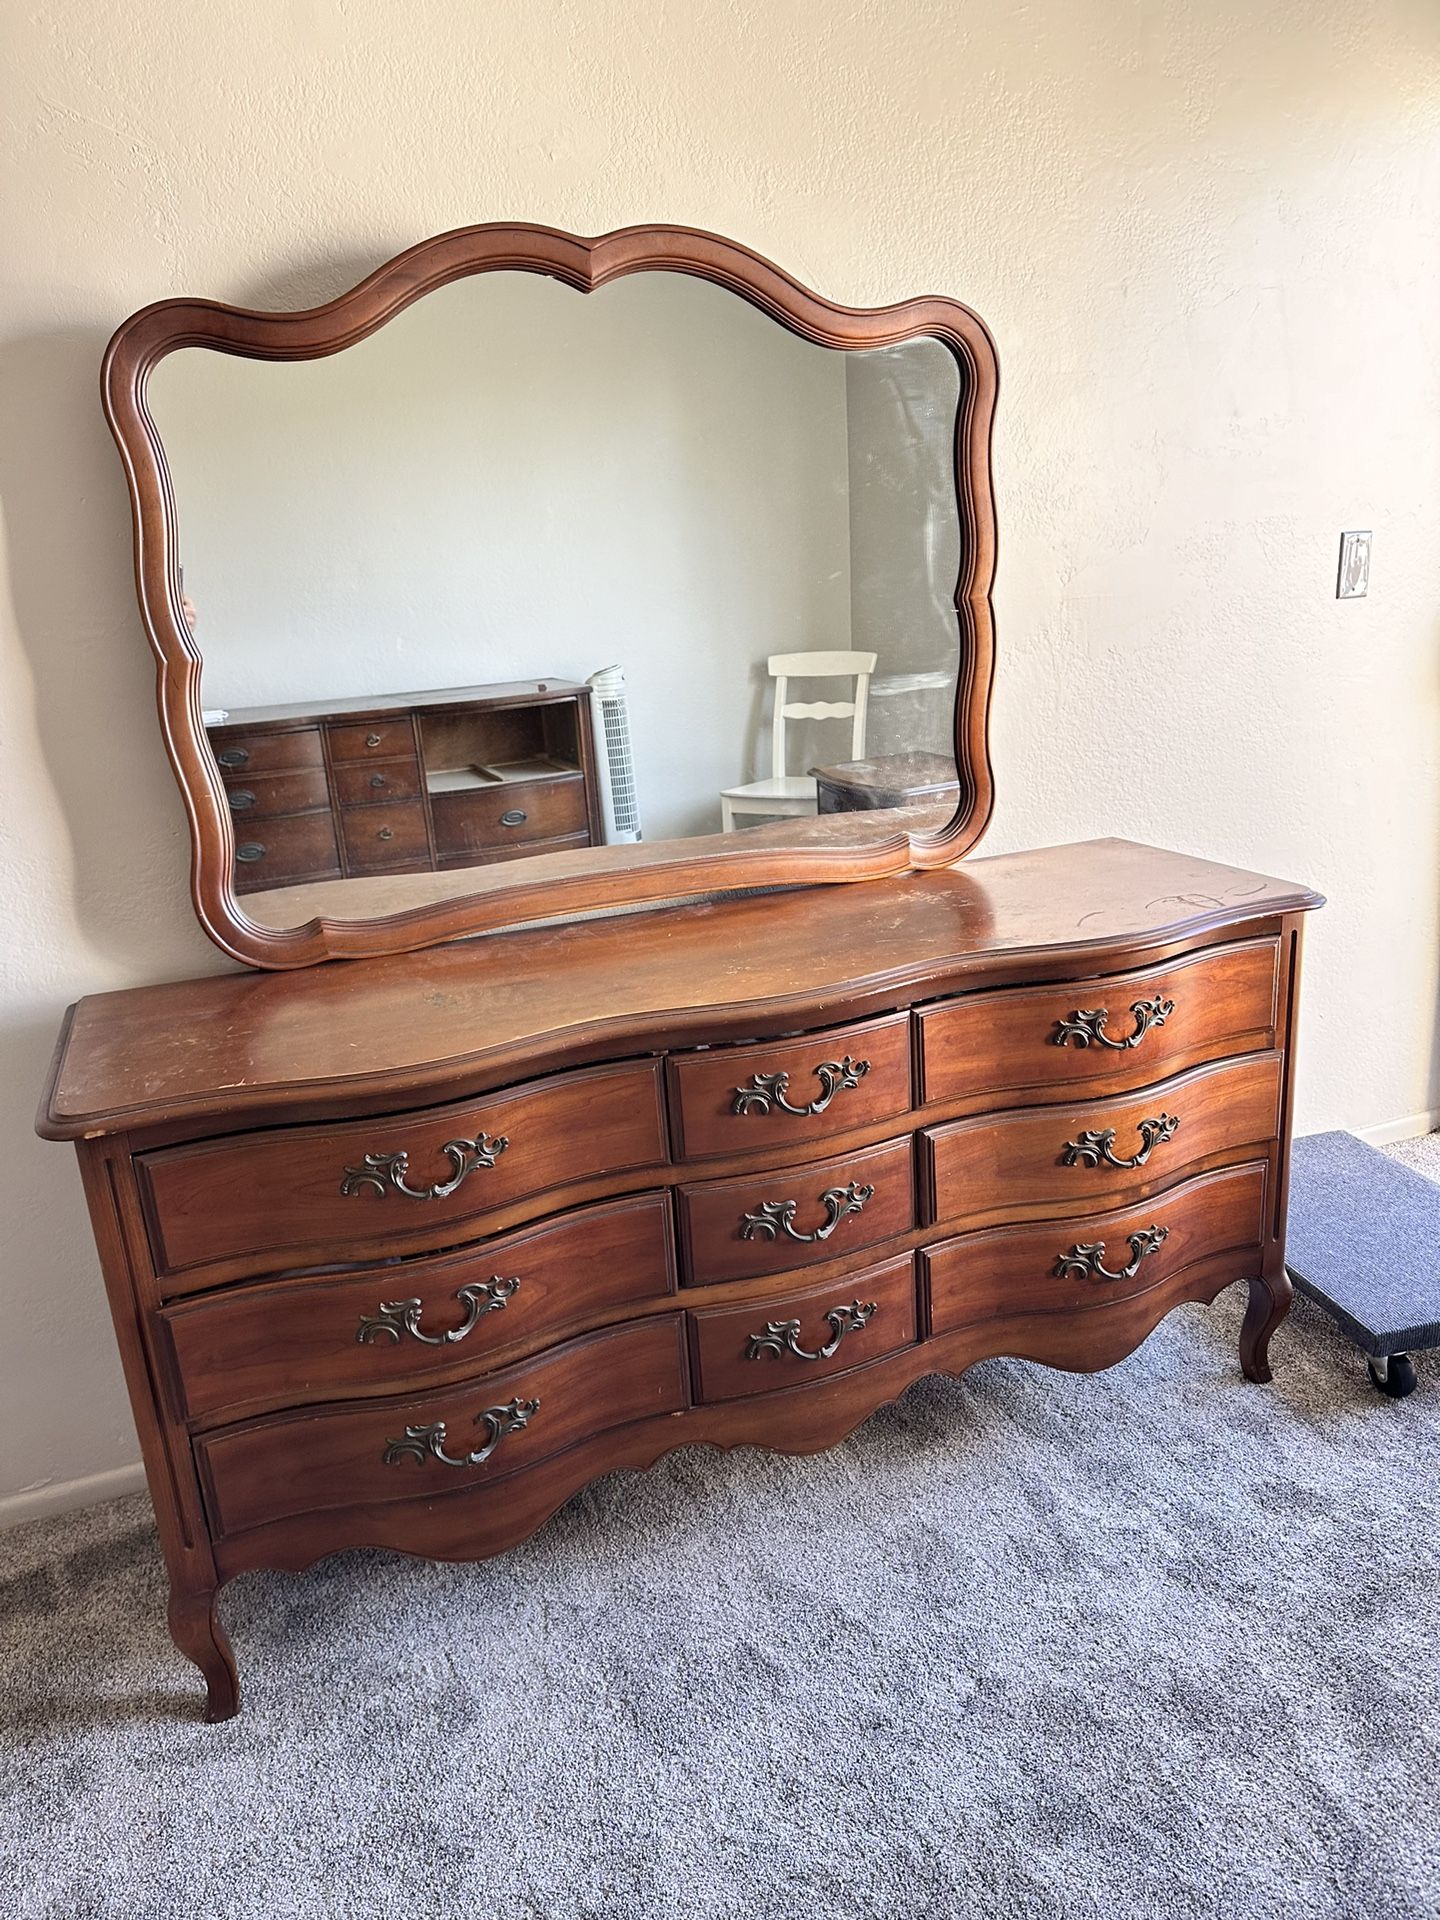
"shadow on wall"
0,1007,133,1503
1,251,390,978
1,326,211,978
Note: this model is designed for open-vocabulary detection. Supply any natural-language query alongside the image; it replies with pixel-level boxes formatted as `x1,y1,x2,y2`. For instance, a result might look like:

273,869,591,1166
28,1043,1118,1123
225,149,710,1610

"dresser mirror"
104,225,998,967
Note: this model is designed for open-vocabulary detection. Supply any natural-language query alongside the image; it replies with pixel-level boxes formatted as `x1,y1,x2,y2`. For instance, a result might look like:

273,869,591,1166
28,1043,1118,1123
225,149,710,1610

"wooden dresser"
39,838,1320,1720
207,680,601,894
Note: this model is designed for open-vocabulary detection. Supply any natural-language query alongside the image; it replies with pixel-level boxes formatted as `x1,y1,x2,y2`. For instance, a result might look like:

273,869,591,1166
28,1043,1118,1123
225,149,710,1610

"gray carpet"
5,1202,1440,1917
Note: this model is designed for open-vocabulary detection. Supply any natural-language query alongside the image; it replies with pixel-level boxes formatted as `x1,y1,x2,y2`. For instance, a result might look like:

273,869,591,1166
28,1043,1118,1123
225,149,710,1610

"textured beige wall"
3,0,1439,1515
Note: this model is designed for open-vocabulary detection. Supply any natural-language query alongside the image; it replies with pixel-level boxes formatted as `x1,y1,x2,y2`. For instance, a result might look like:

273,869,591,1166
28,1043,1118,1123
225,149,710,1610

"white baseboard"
0,1461,146,1531
1354,1108,1440,1148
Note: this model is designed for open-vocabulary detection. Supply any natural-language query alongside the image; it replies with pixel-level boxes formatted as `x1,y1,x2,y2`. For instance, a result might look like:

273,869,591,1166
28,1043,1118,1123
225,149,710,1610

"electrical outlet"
1337,530,1372,599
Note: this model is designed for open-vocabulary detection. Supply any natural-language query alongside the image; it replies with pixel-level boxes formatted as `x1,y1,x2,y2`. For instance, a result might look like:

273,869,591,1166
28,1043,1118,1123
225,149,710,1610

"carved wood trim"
101,221,1000,968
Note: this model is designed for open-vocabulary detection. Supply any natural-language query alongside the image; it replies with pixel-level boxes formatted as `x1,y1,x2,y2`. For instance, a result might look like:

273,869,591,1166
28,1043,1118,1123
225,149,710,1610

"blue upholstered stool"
1285,1130,1440,1398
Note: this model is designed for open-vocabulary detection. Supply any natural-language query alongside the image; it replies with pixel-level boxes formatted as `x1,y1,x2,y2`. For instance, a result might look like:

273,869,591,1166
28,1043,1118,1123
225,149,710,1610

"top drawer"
917,938,1280,1105
327,719,419,762
138,1059,667,1287
668,1011,912,1159
209,727,324,778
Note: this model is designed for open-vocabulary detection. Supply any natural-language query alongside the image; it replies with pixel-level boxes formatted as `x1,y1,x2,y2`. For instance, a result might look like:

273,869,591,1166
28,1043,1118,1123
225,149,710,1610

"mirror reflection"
147,270,965,926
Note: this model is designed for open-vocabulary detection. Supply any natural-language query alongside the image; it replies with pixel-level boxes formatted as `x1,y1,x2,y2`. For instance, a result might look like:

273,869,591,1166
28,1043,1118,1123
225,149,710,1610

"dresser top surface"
208,678,585,733
40,838,1321,1140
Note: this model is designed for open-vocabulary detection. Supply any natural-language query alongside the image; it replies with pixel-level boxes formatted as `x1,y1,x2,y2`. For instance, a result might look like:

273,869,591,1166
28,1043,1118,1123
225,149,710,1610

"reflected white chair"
720,650,877,831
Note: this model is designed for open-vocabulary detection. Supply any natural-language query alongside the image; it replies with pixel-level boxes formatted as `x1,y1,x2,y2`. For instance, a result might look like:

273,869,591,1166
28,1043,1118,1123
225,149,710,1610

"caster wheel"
1367,1353,1418,1399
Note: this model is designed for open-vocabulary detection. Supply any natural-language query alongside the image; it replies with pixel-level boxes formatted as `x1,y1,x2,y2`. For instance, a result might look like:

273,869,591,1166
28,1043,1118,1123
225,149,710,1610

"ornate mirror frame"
102,223,999,969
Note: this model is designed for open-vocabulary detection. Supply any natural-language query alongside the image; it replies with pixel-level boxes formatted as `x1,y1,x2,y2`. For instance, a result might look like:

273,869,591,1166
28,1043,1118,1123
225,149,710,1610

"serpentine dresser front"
39,838,1321,1720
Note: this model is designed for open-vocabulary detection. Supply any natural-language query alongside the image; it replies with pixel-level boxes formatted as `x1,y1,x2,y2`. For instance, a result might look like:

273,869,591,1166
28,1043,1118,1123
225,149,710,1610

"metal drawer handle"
1054,993,1174,1051
1054,1225,1169,1283
382,1395,538,1469
365,732,382,747
340,1132,508,1201
739,1179,874,1245
1062,1112,1179,1170
228,789,256,812
732,1054,870,1118
217,747,250,768
235,842,266,863
357,1276,519,1346
500,808,527,828
747,1298,877,1363
369,772,387,789
377,826,394,841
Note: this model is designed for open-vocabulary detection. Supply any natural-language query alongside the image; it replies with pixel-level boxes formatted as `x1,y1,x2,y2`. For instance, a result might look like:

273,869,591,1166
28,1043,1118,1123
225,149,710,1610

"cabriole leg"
1239,1269,1293,1384
168,1585,240,1722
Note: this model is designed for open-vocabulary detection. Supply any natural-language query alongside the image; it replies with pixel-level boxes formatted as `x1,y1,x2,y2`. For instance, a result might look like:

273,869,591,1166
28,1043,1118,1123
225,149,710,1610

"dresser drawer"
162,1191,676,1422
196,1315,688,1539
924,1161,1270,1333
231,811,341,892
918,939,1281,1105
339,798,431,873
430,776,587,858
668,1011,912,1160
210,726,324,777
326,718,419,762
679,1135,915,1286
139,1058,669,1284
690,1252,917,1402
224,767,330,819
332,759,424,808
923,1052,1283,1229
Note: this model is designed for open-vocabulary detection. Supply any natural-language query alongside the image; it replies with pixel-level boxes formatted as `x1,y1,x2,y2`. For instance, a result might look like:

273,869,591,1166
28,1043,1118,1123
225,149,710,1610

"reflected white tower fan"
586,665,643,844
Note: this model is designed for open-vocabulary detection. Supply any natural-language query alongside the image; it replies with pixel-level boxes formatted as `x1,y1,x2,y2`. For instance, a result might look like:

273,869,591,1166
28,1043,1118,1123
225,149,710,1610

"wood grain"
678,1134,916,1284
668,1009,912,1159
923,1159,1269,1331
917,936,1280,1103
922,1052,1283,1228
196,1314,689,1538
39,839,1321,1141
161,1190,677,1422
690,1251,918,1402
137,1058,668,1280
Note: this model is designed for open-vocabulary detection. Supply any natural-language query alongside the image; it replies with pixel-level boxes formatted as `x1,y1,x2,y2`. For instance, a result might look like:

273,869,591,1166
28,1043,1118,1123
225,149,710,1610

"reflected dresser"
40,838,1320,1720
207,679,602,894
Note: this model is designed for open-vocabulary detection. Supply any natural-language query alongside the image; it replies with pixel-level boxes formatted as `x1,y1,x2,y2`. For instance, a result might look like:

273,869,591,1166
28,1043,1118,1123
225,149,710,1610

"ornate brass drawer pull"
382,1395,538,1469
739,1179,874,1244
340,1131,508,1201
1062,1112,1179,1170
747,1298,878,1363
357,1275,520,1346
1053,993,1175,1051
732,1054,871,1118
1054,1224,1169,1283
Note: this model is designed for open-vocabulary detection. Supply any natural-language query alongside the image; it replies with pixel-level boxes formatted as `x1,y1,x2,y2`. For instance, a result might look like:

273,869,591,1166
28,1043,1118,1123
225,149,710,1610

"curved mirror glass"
147,270,964,929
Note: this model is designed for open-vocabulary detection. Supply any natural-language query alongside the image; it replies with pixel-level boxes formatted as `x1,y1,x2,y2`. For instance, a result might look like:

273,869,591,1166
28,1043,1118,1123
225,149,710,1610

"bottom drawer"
340,798,431,873
924,1160,1270,1335
197,1314,687,1538
691,1253,917,1403
232,811,341,892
